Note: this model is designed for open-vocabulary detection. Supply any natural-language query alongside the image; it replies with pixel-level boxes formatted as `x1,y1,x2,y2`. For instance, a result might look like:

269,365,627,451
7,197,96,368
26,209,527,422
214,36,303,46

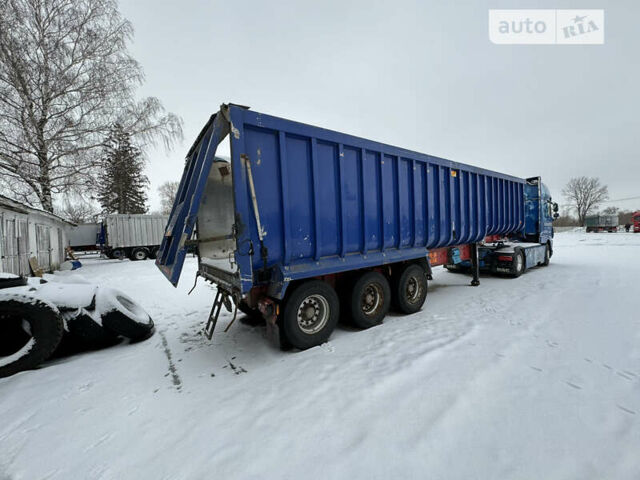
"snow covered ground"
1,231,639,479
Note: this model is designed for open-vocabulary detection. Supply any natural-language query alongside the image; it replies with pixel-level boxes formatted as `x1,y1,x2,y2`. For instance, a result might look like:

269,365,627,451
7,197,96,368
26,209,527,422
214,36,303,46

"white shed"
0,195,74,275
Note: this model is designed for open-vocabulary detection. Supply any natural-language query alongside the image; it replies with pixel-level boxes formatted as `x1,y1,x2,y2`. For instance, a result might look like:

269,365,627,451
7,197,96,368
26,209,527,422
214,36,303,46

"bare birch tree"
158,180,179,215
562,177,609,225
0,0,183,212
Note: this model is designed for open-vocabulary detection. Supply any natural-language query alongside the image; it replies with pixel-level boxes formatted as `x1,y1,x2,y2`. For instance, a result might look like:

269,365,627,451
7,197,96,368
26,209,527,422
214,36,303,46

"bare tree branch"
0,0,183,211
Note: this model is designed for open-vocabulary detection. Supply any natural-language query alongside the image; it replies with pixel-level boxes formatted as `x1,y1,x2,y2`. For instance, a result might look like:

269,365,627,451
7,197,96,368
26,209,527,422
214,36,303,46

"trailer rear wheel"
392,263,428,314
282,280,339,350
349,271,390,329
130,248,149,261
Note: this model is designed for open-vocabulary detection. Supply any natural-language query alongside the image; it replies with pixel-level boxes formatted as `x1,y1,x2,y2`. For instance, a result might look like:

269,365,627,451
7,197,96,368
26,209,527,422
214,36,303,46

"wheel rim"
296,294,330,334
405,275,423,304
361,283,383,316
135,251,145,260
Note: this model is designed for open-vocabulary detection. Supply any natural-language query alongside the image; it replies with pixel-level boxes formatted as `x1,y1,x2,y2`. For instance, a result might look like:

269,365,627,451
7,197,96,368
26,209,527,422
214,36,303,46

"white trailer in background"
66,223,101,252
101,214,168,261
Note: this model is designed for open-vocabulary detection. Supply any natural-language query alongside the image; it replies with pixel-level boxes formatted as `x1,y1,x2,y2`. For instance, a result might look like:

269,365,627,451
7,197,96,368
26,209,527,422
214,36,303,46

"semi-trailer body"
156,104,558,350
101,214,168,261
585,214,618,233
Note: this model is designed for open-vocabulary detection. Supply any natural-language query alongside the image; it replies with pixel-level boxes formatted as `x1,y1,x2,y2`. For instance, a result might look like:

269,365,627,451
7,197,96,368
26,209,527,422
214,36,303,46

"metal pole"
470,243,480,287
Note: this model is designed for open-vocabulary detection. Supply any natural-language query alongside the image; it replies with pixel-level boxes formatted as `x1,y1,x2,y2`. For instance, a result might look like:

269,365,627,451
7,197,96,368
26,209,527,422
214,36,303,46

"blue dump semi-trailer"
156,104,559,350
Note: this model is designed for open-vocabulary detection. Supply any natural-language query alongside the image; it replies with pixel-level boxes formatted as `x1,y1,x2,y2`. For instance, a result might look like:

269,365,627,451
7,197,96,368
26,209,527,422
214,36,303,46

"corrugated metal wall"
238,117,525,272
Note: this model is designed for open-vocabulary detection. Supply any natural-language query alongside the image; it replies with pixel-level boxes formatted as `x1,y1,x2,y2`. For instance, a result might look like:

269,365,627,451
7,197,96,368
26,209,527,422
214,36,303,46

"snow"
1,232,640,479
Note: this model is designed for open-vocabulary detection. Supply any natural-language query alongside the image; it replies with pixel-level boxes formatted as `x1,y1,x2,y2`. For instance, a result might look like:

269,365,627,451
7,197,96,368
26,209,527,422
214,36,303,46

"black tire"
541,244,550,266
392,263,428,314
0,275,28,289
0,294,64,378
130,248,148,261
348,271,391,329
63,308,120,347
96,288,155,342
238,300,265,325
112,249,126,260
281,280,339,350
511,248,526,277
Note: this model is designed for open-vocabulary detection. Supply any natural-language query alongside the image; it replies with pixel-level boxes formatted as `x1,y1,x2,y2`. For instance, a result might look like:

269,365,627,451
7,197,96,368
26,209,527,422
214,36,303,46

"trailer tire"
392,263,428,314
348,271,391,329
238,300,264,324
111,249,126,260
511,249,526,277
281,280,339,350
96,288,155,342
0,295,64,378
130,248,149,261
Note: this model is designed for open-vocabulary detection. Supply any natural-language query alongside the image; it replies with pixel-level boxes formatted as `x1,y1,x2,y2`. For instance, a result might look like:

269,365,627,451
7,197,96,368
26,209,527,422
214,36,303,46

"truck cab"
633,211,640,233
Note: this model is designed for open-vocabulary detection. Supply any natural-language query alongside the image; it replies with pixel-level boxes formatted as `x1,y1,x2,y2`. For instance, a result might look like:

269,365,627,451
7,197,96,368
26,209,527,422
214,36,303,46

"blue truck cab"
156,104,558,350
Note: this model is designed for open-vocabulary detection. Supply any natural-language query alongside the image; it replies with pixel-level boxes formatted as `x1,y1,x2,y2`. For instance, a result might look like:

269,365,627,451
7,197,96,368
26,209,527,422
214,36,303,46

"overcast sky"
119,0,639,212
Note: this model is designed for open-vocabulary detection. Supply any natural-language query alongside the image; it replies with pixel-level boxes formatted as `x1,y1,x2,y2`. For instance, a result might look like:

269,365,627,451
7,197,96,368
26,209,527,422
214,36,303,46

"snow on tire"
0,293,64,378
95,287,154,342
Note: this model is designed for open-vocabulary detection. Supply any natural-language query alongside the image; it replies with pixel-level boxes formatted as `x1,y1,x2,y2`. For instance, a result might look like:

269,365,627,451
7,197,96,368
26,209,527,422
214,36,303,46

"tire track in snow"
158,330,182,390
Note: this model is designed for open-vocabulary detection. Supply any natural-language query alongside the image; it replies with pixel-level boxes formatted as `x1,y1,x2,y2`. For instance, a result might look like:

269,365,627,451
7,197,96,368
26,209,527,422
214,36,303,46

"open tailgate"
155,107,230,286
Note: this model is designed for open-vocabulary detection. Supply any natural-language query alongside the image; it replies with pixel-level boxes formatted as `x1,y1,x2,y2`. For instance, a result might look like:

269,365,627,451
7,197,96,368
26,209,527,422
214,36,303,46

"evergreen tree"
98,124,149,214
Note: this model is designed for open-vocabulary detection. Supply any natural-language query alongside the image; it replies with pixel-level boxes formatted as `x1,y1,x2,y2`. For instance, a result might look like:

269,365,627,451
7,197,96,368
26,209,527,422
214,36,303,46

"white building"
0,195,74,275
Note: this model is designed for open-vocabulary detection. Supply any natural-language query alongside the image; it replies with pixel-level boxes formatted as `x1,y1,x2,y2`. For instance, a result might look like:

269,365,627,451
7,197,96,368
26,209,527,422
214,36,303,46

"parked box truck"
101,214,168,261
156,104,558,350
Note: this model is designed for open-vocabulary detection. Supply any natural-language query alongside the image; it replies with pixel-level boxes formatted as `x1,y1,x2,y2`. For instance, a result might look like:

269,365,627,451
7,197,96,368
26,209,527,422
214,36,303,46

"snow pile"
1,233,639,479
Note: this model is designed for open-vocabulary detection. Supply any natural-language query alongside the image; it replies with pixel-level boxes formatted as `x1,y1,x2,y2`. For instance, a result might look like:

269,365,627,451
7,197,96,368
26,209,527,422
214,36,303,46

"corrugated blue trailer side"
230,107,526,289
156,104,533,350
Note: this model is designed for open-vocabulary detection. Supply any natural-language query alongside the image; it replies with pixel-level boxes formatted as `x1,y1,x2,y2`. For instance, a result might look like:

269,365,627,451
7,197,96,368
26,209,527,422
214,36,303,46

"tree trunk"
37,151,54,213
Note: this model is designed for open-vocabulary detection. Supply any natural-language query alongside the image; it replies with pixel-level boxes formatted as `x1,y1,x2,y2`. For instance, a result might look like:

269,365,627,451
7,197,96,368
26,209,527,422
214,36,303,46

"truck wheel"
112,249,126,260
349,271,390,329
282,280,339,350
392,263,428,314
541,244,550,266
0,294,64,378
130,248,149,261
96,288,155,342
511,249,526,277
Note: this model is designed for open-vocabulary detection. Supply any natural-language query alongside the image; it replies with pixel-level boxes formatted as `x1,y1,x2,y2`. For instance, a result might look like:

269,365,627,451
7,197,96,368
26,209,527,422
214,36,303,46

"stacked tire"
0,279,154,378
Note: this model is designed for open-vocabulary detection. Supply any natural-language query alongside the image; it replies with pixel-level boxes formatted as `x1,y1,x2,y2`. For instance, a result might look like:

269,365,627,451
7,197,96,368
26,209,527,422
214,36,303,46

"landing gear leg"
470,243,480,287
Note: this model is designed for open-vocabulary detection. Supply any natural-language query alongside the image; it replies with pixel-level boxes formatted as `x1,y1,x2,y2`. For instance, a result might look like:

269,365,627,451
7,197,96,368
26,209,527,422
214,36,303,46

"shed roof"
0,195,76,226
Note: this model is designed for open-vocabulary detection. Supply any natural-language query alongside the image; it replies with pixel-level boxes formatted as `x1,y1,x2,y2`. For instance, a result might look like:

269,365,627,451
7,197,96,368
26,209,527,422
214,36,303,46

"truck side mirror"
553,202,559,213
553,212,559,219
